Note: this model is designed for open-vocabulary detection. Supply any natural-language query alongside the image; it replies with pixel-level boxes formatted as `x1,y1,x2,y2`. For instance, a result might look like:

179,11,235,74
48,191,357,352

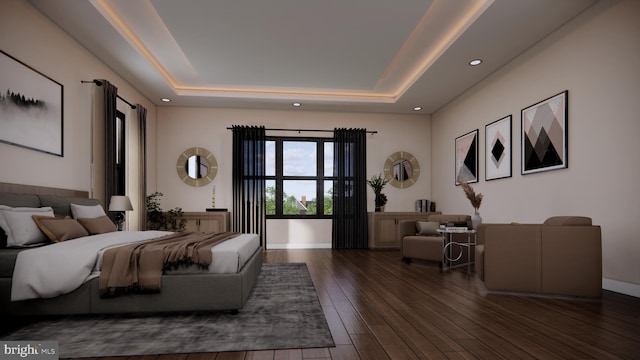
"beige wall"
156,107,432,248
0,0,158,226
431,0,640,296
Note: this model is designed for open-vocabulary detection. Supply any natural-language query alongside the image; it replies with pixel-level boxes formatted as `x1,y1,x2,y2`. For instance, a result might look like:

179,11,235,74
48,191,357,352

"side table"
438,228,477,274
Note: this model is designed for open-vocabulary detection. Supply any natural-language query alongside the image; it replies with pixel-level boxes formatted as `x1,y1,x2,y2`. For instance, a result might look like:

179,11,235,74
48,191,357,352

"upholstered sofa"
399,214,472,268
475,216,602,297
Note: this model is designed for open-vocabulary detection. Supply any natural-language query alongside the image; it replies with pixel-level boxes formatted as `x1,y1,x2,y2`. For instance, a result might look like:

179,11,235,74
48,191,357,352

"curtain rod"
226,127,377,134
81,80,137,109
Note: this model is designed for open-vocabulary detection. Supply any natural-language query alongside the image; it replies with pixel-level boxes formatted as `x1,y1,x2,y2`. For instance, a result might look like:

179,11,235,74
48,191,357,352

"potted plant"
146,192,186,231
367,173,389,212
377,193,388,211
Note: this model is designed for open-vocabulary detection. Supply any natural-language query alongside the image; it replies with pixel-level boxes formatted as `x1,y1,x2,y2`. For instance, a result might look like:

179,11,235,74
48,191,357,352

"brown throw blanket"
99,231,240,297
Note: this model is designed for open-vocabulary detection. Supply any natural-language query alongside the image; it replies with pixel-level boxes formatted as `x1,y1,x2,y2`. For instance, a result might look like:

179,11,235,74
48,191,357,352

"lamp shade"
108,195,133,212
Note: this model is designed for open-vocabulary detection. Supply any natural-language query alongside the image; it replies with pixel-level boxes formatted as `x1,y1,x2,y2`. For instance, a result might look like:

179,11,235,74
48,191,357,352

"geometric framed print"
485,115,512,181
521,90,568,175
455,129,478,185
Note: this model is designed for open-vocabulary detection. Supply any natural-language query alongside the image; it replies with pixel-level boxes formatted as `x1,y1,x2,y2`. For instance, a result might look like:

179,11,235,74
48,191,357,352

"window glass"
323,180,333,215
283,180,316,215
265,179,276,215
283,141,316,176
324,142,333,176
115,114,123,165
266,141,275,176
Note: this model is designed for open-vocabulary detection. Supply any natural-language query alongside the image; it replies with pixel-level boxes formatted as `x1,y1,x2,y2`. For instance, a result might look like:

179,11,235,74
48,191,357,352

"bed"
0,182,263,316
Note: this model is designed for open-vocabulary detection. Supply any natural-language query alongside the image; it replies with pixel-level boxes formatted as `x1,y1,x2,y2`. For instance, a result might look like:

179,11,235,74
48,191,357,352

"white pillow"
0,205,48,242
70,203,106,219
0,205,13,240
0,206,55,247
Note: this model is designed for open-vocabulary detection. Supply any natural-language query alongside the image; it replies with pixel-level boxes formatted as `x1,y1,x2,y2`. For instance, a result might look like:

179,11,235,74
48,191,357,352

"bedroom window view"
265,138,333,217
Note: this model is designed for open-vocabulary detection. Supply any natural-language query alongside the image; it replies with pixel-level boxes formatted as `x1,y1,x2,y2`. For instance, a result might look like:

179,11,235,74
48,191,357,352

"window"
114,110,126,195
265,137,333,218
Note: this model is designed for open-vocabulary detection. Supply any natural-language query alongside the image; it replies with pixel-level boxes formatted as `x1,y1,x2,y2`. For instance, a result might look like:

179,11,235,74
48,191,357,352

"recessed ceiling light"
413,106,422,111
469,59,482,66
161,98,171,102
292,102,302,107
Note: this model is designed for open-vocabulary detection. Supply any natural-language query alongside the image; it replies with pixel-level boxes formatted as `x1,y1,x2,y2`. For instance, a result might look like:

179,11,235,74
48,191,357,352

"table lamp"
108,195,133,231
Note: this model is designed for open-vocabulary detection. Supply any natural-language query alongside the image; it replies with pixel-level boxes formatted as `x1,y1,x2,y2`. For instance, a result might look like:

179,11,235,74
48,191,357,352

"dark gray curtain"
232,125,266,247
332,128,368,249
136,104,147,230
101,80,118,223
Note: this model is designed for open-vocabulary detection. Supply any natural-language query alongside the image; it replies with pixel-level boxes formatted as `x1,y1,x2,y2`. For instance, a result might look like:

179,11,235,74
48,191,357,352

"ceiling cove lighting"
413,106,423,111
94,0,493,102
469,59,483,66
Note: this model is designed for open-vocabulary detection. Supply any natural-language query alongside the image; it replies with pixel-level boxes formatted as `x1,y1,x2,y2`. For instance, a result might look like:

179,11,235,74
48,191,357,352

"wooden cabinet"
181,212,230,233
368,212,439,249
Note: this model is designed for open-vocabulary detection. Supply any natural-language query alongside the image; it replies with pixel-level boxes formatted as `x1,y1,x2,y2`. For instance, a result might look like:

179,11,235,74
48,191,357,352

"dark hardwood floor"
257,249,640,360
8,249,640,359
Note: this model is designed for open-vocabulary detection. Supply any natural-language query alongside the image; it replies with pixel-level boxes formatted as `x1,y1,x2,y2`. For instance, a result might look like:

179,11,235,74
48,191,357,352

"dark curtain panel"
137,104,147,230
332,128,368,249
101,80,118,223
232,125,266,247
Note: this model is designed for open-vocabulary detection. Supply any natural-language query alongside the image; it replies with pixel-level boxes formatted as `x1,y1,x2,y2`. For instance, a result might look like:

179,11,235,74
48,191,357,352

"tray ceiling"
29,0,596,114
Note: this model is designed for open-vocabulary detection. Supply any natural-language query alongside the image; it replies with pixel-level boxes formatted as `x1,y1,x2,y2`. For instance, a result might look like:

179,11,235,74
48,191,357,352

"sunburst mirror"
176,147,218,187
384,151,419,189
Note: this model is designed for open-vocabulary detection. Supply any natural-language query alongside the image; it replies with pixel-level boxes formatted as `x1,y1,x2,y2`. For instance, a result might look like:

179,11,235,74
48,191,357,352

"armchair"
475,216,602,297
399,214,472,268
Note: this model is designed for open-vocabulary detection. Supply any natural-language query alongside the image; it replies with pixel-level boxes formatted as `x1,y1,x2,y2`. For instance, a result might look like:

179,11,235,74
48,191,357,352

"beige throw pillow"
78,216,117,235
32,215,89,242
416,221,440,236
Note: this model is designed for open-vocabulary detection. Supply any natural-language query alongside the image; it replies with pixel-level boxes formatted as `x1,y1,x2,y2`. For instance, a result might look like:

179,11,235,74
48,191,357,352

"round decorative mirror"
176,147,218,187
384,151,419,188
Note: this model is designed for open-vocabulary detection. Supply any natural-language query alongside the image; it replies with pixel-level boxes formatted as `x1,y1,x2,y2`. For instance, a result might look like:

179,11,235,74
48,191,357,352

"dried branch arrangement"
459,181,483,211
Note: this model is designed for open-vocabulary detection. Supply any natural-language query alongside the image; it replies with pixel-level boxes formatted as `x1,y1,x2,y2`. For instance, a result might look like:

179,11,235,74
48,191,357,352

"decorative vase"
380,205,385,212
375,193,381,212
472,211,482,229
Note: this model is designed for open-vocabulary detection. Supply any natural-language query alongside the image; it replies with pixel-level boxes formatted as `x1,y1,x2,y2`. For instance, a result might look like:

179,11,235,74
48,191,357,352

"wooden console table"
181,211,230,233
368,212,439,250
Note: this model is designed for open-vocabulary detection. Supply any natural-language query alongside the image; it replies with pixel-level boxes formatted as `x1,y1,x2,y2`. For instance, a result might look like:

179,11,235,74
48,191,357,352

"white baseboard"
266,243,332,250
603,278,640,298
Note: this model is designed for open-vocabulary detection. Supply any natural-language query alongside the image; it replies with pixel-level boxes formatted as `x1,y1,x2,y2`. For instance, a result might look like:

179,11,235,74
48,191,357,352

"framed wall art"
0,50,63,156
455,129,478,185
521,90,568,175
485,115,512,181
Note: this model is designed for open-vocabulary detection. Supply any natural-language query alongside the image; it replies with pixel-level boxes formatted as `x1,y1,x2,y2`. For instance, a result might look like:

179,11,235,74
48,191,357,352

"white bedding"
11,231,260,301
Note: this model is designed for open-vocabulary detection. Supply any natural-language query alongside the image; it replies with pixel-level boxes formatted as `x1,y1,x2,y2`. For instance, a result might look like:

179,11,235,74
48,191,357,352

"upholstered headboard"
0,182,101,247
0,182,89,198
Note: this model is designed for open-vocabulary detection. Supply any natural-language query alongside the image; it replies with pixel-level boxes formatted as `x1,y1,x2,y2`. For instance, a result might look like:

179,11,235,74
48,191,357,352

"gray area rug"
3,263,334,358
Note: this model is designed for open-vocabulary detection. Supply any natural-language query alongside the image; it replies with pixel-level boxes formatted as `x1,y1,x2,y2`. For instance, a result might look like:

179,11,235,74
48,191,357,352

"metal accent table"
438,228,477,274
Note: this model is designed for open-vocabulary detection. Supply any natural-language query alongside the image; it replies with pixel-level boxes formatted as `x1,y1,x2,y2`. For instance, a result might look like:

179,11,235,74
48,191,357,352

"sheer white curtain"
126,104,147,230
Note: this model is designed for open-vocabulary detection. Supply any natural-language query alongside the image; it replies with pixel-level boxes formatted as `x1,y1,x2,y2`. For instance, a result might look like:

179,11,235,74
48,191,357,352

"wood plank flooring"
9,249,640,359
